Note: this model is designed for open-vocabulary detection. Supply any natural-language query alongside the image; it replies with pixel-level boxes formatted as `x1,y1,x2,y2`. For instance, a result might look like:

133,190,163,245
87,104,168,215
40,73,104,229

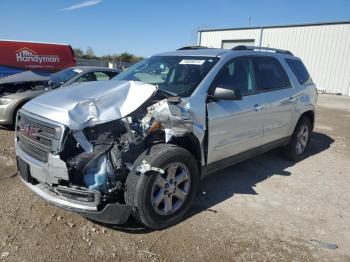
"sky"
2,0,350,57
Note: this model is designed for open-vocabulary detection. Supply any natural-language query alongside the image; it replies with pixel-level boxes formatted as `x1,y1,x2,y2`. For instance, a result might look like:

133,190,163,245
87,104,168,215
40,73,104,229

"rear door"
251,56,296,144
207,56,265,164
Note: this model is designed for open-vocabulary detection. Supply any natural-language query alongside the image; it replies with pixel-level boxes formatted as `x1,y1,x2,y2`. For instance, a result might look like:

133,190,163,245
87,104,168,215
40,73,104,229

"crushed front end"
15,110,132,223
15,81,194,224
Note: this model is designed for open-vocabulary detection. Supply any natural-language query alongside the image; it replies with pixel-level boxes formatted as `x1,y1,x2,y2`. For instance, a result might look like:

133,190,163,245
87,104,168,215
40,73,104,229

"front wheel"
125,144,199,229
283,116,312,161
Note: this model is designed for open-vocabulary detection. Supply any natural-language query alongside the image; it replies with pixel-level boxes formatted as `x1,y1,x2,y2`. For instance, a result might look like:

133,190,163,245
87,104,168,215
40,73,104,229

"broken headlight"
0,98,13,105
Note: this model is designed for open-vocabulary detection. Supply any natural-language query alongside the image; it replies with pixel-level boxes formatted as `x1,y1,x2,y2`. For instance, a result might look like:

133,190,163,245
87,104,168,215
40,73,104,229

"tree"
73,48,84,58
73,46,143,64
85,46,95,59
119,52,133,62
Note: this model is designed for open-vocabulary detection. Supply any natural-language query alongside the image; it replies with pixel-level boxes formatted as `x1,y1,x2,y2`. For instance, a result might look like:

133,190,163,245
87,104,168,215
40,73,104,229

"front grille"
20,117,56,137
16,111,64,163
17,139,49,163
18,129,52,147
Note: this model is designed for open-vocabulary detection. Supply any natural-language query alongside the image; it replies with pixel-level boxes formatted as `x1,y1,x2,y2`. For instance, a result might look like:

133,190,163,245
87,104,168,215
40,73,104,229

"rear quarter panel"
278,56,317,135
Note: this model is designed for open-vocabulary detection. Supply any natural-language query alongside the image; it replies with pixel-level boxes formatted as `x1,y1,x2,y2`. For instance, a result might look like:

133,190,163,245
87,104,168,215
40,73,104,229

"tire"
283,116,312,161
125,143,199,229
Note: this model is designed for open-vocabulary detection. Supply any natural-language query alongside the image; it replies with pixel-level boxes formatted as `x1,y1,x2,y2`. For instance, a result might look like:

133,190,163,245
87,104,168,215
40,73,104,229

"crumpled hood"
23,80,157,130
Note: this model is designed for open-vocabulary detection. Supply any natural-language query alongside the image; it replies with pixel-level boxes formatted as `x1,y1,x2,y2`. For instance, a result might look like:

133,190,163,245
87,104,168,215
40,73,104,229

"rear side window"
77,71,117,83
94,71,113,81
252,57,291,91
286,59,312,84
77,72,97,82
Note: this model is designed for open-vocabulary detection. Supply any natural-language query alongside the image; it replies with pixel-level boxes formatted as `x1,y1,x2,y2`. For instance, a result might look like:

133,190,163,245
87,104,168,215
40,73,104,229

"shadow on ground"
80,132,334,233
0,125,12,131
192,132,334,211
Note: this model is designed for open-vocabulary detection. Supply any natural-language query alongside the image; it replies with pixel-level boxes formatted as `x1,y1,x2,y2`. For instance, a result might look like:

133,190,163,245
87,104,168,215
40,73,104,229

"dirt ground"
0,94,349,261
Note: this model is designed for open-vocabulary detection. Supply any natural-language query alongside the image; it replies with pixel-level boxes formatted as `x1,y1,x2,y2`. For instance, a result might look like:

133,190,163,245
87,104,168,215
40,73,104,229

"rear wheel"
125,144,199,229
283,116,312,161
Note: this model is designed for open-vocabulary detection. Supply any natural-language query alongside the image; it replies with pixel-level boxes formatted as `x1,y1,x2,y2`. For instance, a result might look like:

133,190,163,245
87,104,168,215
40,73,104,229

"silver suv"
15,46,317,229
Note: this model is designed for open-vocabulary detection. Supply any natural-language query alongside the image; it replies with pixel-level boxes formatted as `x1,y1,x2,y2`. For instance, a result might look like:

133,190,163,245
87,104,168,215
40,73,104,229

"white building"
198,21,350,96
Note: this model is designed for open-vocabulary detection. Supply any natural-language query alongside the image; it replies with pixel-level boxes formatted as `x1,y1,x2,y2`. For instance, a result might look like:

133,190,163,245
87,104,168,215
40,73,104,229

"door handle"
289,97,297,103
253,104,264,111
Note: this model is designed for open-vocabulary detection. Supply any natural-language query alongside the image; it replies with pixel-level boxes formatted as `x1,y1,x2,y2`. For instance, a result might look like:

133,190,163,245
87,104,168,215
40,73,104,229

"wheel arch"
11,99,30,126
168,134,202,170
299,110,315,130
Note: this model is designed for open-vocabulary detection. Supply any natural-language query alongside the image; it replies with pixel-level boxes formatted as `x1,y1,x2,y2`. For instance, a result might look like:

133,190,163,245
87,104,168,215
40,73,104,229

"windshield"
49,68,82,86
113,56,219,97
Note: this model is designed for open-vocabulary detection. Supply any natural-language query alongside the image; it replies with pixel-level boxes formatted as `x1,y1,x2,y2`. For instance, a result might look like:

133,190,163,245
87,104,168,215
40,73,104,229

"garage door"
222,40,255,49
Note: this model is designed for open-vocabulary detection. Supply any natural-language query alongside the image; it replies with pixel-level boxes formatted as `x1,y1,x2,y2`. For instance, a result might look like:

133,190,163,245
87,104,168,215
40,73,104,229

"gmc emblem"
20,122,38,138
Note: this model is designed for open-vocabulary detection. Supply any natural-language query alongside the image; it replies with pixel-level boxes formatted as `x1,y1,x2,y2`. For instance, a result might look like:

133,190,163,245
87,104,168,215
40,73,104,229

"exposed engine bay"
0,81,50,96
52,88,193,207
0,71,50,96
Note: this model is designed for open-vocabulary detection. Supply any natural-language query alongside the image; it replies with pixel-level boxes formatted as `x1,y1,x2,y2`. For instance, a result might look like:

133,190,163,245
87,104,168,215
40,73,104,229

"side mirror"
208,86,242,101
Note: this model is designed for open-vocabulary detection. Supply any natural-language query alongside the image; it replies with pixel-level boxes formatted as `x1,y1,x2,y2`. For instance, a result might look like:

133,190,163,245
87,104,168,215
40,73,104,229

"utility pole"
248,16,252,26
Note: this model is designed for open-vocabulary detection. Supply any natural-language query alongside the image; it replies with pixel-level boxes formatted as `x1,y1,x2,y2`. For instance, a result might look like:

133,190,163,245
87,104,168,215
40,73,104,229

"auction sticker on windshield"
179,59,205,65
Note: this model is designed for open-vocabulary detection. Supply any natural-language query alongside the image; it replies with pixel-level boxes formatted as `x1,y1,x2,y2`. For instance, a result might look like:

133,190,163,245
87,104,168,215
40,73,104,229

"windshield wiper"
154,85,177,97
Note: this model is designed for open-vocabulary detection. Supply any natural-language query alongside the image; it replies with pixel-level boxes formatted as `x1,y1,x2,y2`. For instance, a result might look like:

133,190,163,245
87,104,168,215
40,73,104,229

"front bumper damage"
19,176,131,224
16,80,201,224
16,144,132,224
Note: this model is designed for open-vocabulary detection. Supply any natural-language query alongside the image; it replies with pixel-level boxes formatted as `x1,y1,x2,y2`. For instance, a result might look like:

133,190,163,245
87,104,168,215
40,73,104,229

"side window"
134,61,172,84
252,57,291,91
286,59,312,85
214,57,256,95
107,71,118,78
93,71,113,81
77,72,97,82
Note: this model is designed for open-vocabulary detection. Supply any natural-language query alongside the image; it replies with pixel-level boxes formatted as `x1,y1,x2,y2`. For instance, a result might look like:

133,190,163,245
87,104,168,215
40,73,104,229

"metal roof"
155,46,298,58
155,48,227,57
198,20,350,32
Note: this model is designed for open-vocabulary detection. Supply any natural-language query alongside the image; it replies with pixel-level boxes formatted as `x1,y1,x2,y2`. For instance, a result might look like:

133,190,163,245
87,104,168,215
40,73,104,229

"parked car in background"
0,66,119,126
15,46,317,229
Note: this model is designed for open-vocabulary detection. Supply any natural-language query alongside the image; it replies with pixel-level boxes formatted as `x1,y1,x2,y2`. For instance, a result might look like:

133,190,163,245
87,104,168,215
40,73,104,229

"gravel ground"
0,94,349,261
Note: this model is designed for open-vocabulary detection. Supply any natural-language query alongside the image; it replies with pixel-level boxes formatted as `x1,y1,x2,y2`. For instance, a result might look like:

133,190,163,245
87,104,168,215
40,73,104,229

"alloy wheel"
151,162,191,216
296,124,309,154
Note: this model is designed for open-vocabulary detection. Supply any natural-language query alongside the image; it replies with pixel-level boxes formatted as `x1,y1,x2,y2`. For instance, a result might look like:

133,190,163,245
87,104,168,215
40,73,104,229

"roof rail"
232,45,293,55
177,46,208,51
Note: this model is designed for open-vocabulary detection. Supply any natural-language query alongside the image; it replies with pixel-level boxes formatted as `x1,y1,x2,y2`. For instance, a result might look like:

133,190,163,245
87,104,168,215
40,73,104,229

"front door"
207,57,265,164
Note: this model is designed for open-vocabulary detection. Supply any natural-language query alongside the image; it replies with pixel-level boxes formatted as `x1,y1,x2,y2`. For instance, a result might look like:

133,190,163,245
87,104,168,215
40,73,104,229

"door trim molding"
202,136,290,178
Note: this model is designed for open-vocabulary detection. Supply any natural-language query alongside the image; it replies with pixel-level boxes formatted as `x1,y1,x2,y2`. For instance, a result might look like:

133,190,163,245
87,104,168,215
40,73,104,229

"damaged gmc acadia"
16,46,317,229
